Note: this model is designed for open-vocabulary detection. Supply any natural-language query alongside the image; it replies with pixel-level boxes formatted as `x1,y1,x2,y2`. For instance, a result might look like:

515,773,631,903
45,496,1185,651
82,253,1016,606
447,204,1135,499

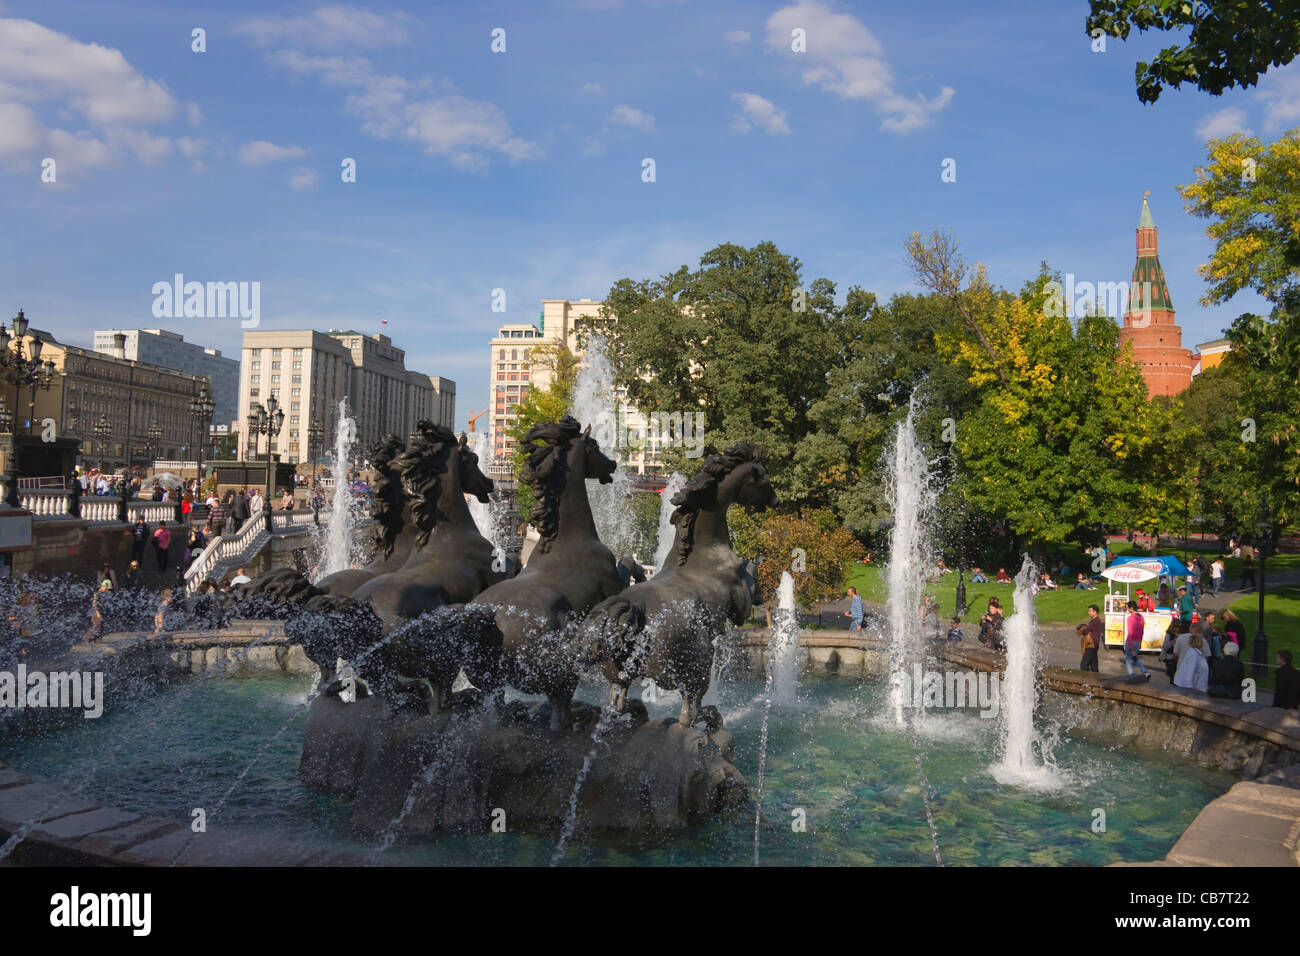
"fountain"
467,430,504,557
652,472,685,572
318,398,359,581
991,556,1060,789
884,398,938,725
570,335,641,560
767,572,800,707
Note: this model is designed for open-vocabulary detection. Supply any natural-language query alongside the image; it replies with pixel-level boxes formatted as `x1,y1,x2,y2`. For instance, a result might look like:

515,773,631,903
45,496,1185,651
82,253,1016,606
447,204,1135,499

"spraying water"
991,556,1060,790
570,335,640,559
754,570,800,865
884,398,937,725
768,572,800,706
467,431,503,554
318,398,358,580
652,472,686,572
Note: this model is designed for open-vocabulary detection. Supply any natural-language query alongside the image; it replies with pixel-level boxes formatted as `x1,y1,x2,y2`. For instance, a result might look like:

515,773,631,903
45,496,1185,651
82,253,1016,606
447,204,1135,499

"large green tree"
1180,132,1300,526
601,241,864,503
1086,0,1300,103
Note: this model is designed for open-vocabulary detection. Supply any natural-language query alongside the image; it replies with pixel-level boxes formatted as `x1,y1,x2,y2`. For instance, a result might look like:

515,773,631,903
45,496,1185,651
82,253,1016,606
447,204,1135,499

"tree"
728,507,865,613
507,341,578,522
1086,0,1300,103
935,265,1163,552
1179,132,1300,525
1178,131,1300,305
601,241,863,505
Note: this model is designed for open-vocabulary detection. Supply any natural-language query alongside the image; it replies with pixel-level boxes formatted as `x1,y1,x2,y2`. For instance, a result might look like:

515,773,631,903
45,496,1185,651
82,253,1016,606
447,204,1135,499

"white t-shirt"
230,574,251,585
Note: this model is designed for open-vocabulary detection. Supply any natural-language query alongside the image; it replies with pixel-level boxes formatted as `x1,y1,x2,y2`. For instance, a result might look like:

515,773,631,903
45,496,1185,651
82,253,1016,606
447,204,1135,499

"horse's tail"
582,595,646,670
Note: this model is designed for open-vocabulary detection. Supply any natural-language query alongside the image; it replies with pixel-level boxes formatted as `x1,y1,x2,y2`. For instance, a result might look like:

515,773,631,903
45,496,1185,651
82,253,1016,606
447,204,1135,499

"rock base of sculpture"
299,693,747,839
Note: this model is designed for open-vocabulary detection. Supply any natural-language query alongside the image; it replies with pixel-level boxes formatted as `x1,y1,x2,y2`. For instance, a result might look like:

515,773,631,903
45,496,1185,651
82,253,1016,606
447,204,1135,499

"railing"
126,501,175,524
81,498,122,524
152,460,198,472
270,509,323,531
183,506,269,594
19,489,72,517
18,475,66,489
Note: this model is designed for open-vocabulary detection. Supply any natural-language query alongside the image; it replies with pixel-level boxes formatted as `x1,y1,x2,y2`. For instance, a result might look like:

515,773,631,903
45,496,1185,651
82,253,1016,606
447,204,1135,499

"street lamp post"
1252,506,1277,680
307,422,324,488
93,413,111,470
146,420,162,472
0,310,57,506
189,381,214,495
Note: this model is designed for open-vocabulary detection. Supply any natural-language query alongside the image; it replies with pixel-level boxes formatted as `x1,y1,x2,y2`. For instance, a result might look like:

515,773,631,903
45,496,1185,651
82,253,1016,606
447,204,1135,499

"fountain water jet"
884,398,938,725
991,556,1061,790
317,398,359,581
652,473,686,572
570,335,641,559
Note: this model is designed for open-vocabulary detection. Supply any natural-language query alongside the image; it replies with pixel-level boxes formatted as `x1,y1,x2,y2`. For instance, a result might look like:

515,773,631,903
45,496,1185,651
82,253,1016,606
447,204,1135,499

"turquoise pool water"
0,674,1232,865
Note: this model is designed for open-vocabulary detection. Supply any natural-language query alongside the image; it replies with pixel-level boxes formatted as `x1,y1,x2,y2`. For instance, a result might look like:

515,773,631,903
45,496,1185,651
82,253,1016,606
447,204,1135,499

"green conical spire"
1139,196,1155,229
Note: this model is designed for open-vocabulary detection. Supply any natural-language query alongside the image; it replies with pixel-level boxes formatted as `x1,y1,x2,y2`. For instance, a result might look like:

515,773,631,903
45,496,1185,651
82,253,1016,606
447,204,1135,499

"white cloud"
764,1,952,133
580,82,604,96
724,30,752,44
0,17,183,176
1195,107,1251,141
1257,61,1300,131
260,49,540,169
581,136,606,155
176,136,205,158
239,140,307,165
186,102,203,127
730,92,790,135
234,5,412,50
289,166,320,190
608,104,655,130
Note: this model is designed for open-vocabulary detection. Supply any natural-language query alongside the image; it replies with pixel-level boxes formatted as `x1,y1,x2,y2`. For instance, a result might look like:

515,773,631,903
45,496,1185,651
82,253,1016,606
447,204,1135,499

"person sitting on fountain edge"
946,616,963,642
1207,641,1244,699
978,598,1004,651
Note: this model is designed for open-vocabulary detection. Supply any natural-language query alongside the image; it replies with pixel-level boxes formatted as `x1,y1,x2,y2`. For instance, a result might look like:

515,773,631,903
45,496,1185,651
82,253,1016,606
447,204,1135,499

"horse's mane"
394,420,459,547
369,434,407,558
520,416,582,554
670,443,764,565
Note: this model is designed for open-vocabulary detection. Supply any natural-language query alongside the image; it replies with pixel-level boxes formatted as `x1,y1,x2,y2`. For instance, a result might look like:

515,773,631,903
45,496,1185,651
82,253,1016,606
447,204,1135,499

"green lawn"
844,542,1300,628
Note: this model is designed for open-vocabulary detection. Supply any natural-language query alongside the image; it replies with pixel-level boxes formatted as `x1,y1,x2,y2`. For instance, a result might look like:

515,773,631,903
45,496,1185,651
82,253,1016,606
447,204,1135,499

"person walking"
1124,600,1151,680
1079,604,1103,672
1210,557,1225,596
843,586,864,631
1240,553,1256,591
1186,562,1202,605
152,522,172,573
1221,609,1246,648
1275,650,1300,710
207,494,226,536
248,487,264,517
129,516,149,565
232,490,250,532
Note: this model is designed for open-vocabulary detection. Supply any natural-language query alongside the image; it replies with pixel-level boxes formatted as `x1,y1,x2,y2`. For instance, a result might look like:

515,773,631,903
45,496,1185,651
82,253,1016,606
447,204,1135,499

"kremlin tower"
1119,195,1193,396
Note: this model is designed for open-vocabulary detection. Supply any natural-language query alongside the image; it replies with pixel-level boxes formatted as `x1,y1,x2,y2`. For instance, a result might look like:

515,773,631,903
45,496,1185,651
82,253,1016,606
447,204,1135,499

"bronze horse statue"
315,434,412,598
584,444,776,729
458,416,627,730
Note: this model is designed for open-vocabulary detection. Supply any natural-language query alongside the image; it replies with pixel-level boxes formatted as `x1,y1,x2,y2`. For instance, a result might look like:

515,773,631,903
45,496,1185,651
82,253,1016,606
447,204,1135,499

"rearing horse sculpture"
460,416,627,730
316,434,412,599
584,444,776,728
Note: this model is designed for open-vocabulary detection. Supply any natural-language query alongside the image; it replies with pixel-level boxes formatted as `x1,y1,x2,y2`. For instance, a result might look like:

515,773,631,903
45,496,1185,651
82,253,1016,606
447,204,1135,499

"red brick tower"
1119,196,1193,396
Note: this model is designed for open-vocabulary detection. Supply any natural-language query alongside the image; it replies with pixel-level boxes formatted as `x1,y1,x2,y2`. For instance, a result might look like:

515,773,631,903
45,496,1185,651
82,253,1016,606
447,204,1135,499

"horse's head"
577,422,616,485
395,421,473,545
715,444,777,511
454,432,495,503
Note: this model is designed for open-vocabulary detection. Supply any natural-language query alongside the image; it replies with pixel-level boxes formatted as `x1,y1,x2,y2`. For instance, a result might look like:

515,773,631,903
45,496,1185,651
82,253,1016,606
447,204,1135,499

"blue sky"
1,0,1295,431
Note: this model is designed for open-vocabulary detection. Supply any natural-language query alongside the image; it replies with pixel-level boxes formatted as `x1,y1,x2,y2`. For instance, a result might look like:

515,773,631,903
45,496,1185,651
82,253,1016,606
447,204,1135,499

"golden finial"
1143,190,1150,201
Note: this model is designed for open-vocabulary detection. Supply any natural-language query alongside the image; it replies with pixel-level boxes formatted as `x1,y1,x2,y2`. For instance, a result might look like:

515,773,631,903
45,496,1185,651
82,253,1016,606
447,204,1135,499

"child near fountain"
946,616,963,642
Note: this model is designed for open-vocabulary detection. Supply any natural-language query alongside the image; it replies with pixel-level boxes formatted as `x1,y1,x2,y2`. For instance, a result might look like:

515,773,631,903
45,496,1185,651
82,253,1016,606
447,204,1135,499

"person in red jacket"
1135,588,1154,612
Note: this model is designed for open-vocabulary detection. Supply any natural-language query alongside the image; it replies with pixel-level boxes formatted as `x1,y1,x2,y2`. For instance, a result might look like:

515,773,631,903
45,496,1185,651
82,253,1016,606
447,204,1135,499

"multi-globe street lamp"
93,413,112,469
189,381,214,491
307,421,324,487
0,310,57,505
146,420,163,468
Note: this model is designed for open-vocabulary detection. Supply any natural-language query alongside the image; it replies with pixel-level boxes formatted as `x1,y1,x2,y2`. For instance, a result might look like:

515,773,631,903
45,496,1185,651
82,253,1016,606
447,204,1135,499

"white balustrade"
80,499,121,523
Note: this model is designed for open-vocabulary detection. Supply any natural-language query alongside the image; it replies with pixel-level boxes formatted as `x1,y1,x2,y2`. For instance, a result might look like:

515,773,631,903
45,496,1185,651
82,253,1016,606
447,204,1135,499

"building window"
250,374,260,384
497,373,505,381
292,375,301,384
271,361,281,370
511,349,517,360
293,361,302,370
499,349,506,360
293,348,303,356
251,361,260,370
291,388,301,397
